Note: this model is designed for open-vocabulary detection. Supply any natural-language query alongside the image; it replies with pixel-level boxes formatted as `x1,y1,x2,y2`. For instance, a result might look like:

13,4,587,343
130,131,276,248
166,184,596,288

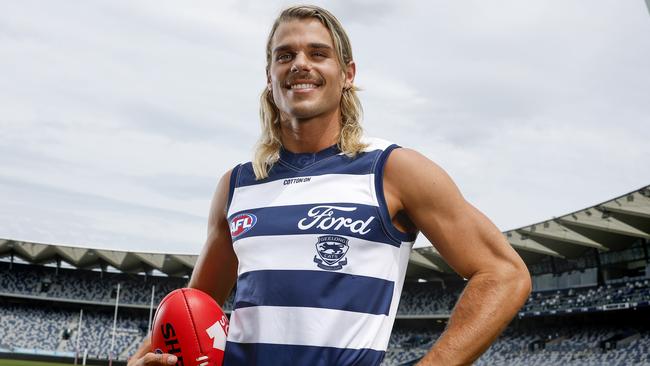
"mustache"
285,73,323,86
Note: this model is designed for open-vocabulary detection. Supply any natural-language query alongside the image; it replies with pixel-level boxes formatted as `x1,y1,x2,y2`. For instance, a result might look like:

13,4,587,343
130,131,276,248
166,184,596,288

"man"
129,5,531,366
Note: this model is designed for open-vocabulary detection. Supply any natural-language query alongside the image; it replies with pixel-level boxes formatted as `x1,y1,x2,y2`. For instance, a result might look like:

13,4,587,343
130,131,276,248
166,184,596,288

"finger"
142,352,178,365
141,352,162,366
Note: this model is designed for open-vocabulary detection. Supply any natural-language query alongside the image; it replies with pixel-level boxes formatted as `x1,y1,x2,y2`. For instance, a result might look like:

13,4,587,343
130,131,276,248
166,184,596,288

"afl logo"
230,213,257,238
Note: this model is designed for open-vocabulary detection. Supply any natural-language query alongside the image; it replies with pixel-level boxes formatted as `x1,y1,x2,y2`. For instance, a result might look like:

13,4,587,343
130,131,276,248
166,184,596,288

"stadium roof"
1,184,649,279
408,184,650,278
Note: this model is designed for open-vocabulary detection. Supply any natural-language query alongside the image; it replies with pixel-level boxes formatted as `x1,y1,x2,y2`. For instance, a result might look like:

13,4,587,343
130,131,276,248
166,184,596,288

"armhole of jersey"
226,163,241,215
374,145,418,244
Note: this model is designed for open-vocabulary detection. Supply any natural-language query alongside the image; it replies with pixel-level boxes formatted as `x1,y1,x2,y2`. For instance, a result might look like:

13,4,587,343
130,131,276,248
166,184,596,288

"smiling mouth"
285,76,322,90
290,83,319,90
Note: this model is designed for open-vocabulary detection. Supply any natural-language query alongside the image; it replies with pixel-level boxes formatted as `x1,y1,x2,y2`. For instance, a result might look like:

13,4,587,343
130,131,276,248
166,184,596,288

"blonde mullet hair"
253,5,367,180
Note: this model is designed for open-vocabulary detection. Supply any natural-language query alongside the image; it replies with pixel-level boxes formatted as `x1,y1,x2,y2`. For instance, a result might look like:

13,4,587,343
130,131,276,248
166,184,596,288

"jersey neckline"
279,144,341,170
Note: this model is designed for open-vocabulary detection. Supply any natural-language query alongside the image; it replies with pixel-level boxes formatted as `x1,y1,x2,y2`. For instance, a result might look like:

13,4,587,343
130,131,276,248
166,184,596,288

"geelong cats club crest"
314,235,349,270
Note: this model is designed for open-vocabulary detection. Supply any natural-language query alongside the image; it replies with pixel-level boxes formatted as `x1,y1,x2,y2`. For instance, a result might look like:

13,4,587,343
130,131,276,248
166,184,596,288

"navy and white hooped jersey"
223,137,417,366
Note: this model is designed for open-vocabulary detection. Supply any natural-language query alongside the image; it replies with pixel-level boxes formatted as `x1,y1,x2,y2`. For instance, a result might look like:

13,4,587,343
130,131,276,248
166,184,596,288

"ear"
267,72,272,92
343,60,356,90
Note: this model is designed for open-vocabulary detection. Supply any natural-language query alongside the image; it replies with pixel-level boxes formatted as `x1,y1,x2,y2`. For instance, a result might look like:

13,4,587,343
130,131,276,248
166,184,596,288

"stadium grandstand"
0,185,649,365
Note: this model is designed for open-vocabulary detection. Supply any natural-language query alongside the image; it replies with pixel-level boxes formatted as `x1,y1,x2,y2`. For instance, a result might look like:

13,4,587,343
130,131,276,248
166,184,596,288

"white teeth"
291,83,317,89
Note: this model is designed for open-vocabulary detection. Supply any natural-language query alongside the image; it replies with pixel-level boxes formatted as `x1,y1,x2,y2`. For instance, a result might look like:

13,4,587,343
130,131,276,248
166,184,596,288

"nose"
291,52,311,73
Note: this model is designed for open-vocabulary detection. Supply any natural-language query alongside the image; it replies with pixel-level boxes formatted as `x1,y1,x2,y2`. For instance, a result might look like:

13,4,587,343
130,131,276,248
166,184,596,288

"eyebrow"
272,43,333,54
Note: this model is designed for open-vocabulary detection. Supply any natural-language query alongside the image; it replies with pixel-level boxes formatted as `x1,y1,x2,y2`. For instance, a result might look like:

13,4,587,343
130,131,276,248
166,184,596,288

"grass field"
0,360,74,366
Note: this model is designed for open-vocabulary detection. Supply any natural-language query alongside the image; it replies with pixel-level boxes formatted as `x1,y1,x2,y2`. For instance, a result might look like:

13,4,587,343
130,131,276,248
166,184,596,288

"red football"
151,288,229,366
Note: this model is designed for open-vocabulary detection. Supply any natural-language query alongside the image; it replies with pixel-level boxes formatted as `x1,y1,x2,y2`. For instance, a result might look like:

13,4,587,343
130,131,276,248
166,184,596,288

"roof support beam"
559,210,650,239
133,253,165,269
601,193,650,219
171,255,197,268
409,250,442,272
12,241,48,257
505,232,564,258
55,246,92,266
518,220,608,251
95,250,128,269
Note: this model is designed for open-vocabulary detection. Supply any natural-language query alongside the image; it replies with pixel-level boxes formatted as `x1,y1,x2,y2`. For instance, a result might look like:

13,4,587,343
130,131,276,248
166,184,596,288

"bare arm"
188,169,239,305
128,170,238,366
384,149,532,366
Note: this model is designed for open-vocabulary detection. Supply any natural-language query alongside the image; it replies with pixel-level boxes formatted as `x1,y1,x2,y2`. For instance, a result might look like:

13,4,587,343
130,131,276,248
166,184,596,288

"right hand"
128,352,178,366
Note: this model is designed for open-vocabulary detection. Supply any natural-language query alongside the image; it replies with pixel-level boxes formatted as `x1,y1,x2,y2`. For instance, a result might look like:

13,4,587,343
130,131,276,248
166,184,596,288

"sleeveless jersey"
223,137,417,366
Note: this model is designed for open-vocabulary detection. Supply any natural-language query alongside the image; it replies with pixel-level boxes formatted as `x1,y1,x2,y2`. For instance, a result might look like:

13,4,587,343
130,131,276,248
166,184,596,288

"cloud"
0,175,205,253
1,0,648,253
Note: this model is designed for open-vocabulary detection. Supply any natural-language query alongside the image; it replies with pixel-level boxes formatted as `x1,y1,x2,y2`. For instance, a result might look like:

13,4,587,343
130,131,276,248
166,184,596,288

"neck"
279,111,341,153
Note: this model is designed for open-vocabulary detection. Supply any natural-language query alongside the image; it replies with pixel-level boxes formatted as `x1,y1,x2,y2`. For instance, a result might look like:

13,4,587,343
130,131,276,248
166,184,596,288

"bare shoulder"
217,168,234,191
385,148,528,280
384,147,445,177
384,147,463,213
209,168,234,221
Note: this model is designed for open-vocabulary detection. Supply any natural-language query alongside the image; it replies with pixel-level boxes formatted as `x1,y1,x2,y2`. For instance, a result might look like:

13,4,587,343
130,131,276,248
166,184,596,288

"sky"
1,0,649,255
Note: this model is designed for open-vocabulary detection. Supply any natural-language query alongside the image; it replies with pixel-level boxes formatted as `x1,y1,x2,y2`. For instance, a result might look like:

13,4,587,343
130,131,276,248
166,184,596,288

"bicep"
188,170,238,306
388,149,524,279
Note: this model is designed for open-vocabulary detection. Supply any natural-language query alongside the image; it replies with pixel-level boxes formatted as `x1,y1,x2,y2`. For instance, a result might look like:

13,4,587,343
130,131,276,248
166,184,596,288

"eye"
312,51,327,58
276,53,293,62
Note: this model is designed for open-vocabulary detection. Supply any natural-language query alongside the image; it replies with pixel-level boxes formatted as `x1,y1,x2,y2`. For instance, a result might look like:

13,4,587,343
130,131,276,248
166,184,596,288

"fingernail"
167,355,178,364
